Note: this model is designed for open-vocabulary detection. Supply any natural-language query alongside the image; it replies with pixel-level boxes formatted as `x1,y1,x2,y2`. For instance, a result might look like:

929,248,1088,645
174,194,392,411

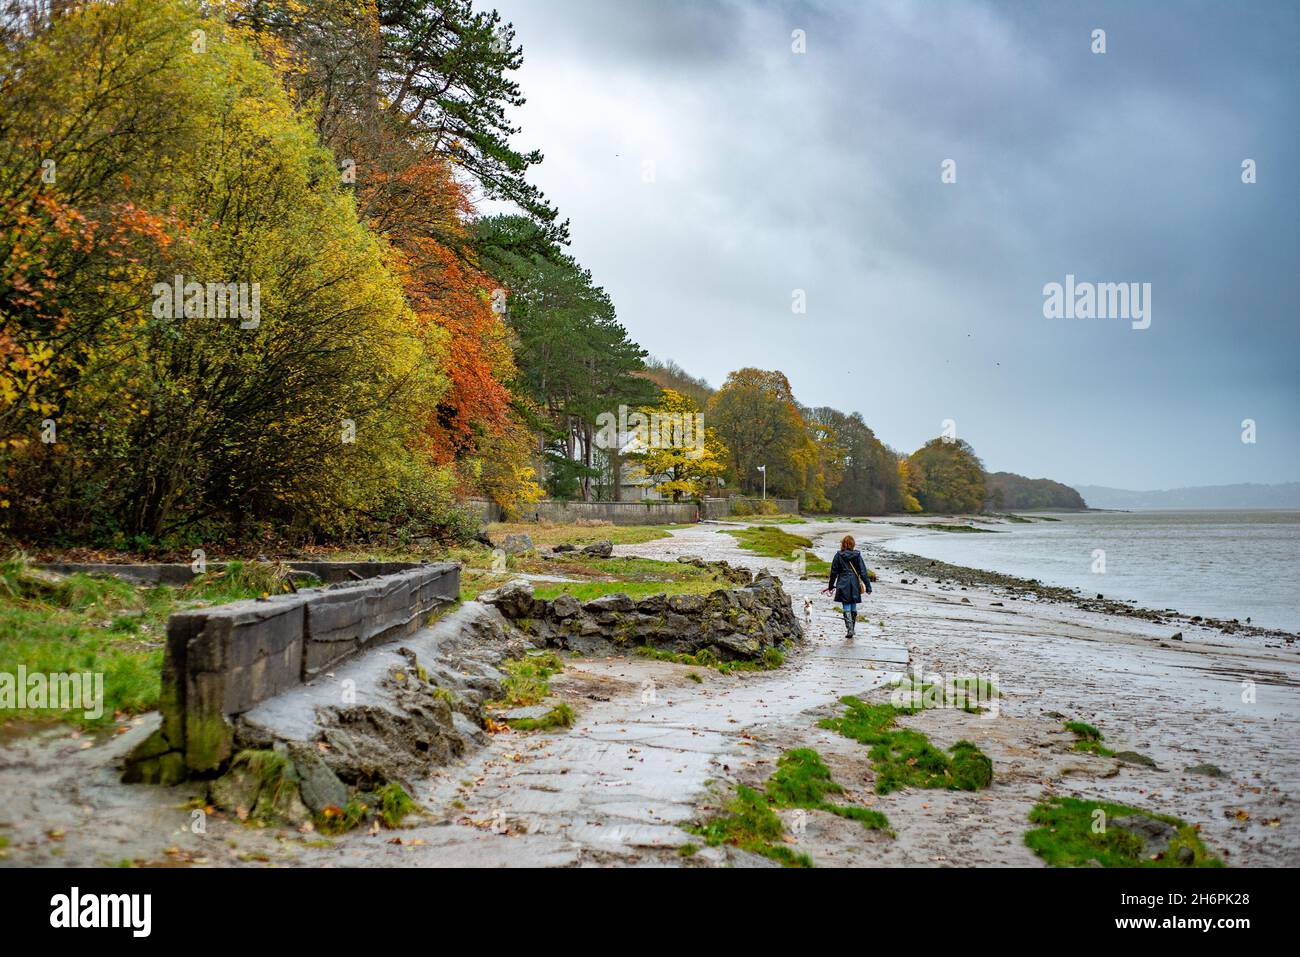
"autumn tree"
476,215,656,501
908,438,988,514
805,406,903,514
706,368,815,501
1,0,446,543
623,389,727,501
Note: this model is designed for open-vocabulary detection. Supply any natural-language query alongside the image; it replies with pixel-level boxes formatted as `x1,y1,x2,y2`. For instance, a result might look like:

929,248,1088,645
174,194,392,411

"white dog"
802,596,814,627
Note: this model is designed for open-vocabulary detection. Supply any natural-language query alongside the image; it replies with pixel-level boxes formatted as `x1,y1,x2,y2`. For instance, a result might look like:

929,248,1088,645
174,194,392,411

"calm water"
880,510,1300,633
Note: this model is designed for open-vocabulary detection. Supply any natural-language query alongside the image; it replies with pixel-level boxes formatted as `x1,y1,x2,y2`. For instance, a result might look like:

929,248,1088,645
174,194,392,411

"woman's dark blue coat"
828,548,872,604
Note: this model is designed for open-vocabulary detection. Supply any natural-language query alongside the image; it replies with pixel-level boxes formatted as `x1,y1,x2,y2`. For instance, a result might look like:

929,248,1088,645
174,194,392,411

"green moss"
689,785,812,868
1025,796,1222,868
690,748,890,866
677,842,699,857
723,526,811,558
377,783,418,828
1065,720,1116,757
633,644,783,675
889,675,1000,714
506,703,574,732
492,652,564,708
1064,720,1102,741
818,695,994,794
185,713,234,774
316,799,369,835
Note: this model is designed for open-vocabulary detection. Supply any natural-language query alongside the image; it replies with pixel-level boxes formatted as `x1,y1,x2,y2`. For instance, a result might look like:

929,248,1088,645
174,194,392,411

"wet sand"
2,518,1296,867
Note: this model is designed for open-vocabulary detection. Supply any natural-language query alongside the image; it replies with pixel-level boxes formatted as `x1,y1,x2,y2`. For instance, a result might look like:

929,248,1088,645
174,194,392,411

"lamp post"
757,465,766,501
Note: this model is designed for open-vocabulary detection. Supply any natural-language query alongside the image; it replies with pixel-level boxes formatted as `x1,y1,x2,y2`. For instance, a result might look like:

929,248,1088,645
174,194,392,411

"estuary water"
880,510,1300,633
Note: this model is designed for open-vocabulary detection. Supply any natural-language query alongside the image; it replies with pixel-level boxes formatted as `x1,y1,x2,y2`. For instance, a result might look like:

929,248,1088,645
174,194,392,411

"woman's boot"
843,607,855,638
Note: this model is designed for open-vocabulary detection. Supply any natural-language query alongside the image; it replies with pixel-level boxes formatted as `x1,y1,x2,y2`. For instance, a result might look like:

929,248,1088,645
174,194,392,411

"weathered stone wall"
480,573,802,659
700,496,800,520
463,496,802,526
37,560,431,586
124,563,459,785
524,500,702,525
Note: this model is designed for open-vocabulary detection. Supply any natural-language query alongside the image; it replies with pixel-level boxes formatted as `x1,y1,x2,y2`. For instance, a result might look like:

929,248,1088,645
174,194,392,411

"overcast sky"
487,0,1299,490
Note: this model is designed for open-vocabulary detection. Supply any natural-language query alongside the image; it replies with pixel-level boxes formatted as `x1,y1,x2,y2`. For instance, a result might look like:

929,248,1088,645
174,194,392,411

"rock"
479,579,537,618
1185,763,1226,778
636,593,668,615
1110,814,1178,858
486,574,800,661
579,539,614,558
500,533,535,555
1170,631,1183,641
552,542,576,553
551,593,582,619
668,593,706,614
287,744,348,814
1114,751,1161,770
1176,845,1196,865
585,592,636,613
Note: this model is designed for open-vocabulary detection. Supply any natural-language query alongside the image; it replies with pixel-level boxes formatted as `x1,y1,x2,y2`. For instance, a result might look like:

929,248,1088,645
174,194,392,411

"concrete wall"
124,563,459,784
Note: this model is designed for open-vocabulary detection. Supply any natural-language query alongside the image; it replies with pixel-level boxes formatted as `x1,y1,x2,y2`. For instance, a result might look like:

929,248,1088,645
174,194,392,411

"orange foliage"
365,155,521,488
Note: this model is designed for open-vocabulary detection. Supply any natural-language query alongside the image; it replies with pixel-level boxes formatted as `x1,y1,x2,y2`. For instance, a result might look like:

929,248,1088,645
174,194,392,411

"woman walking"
826,534,871,639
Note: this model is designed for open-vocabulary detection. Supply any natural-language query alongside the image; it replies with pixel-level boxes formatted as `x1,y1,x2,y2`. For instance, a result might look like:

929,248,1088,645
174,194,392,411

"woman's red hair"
841,535,855,550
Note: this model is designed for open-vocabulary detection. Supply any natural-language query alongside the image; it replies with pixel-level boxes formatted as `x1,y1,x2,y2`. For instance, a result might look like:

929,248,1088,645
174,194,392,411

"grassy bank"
485,521,685,548
0,557,303,728
723,526,832,578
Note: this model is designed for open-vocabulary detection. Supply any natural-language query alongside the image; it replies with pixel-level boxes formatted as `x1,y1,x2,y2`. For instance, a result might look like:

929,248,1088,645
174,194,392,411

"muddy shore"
1,517,1297,867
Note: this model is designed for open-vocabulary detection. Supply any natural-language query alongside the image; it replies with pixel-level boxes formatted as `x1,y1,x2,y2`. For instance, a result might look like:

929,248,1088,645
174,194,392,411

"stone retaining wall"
480,572,802,660
462,497,802,526
123,563,459,785
37,560,428,586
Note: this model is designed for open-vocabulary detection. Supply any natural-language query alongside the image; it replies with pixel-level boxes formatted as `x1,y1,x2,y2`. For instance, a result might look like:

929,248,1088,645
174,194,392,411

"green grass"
690,748,890,866
464,554,730,603
726,513,806,525
486,521,686,548
765,748,892,833
690,785,813,868
722,525,833,578
723,525,813,558
633,644,784,674
491,651,565,708
377,783,418,827
1064,720,1116,757
0,557,293,727
889,675,1001,714
1025,796,1222,867
531,579,717,602
505,702,575,732
818,695,994,794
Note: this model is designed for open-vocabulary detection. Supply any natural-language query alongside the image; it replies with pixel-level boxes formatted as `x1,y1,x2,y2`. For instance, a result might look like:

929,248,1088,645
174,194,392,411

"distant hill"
986,472,1087,510
1071,482,1300,510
